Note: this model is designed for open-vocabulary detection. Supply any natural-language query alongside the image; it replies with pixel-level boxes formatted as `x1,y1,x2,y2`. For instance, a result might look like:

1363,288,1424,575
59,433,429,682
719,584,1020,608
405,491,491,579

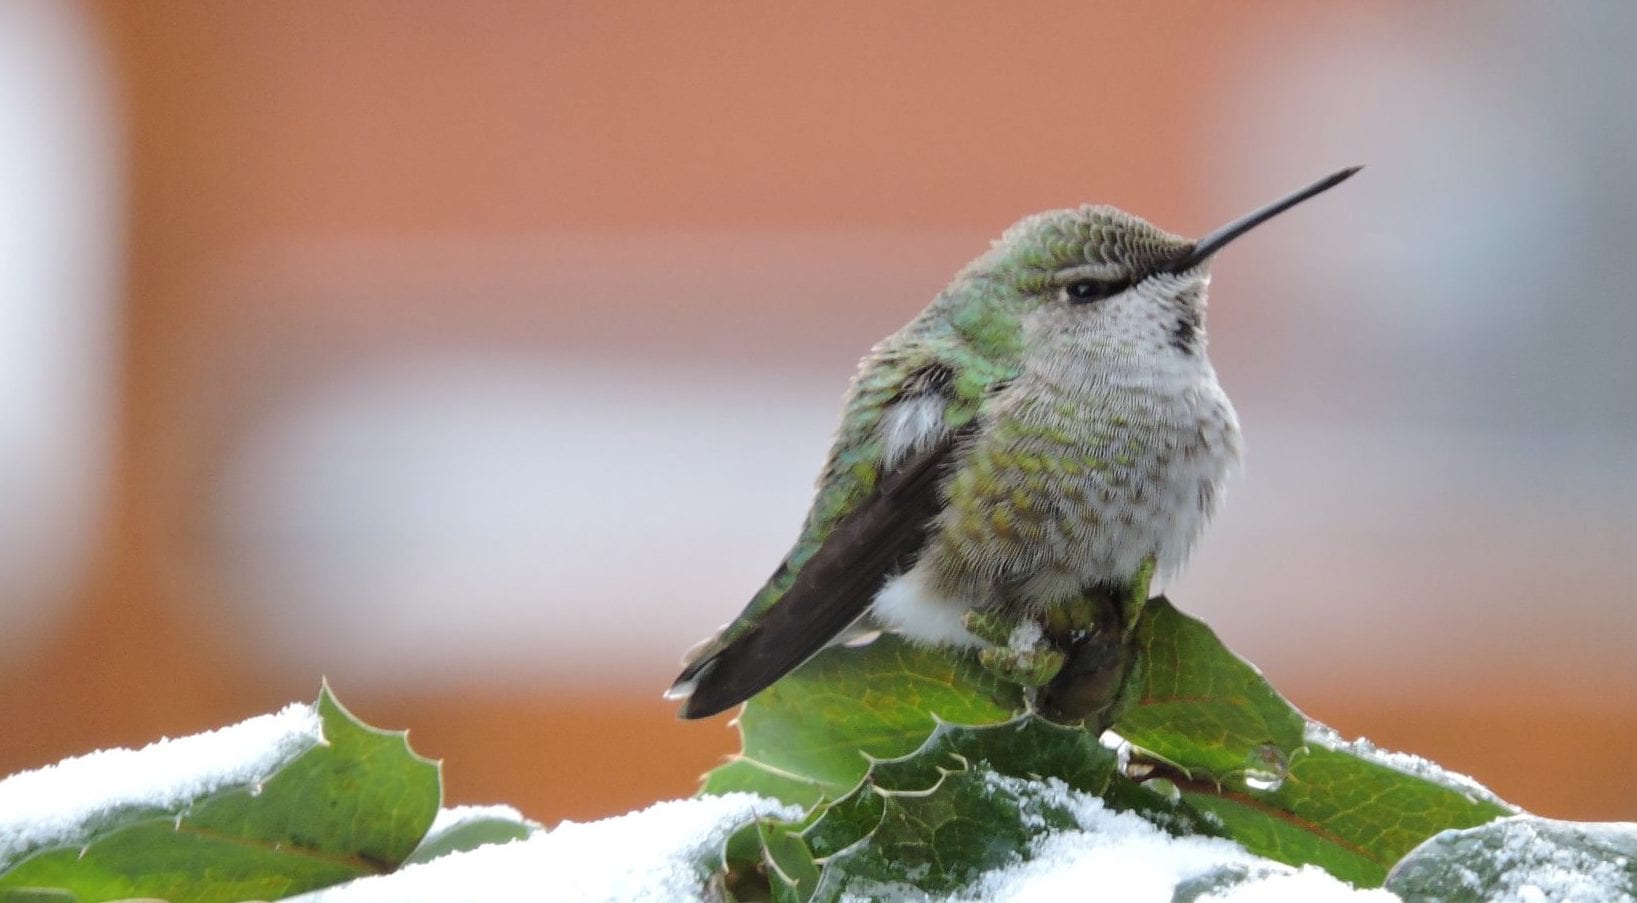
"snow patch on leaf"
0,701,321,866
294,793,799,902
962,775,1392,902
424,804,535,836
1385,815,1637,902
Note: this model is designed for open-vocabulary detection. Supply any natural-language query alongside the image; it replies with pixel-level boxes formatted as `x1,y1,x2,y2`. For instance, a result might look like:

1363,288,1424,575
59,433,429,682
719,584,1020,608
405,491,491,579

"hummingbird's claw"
960,608,1020,646
978,641,1066,688
964,610,1069,687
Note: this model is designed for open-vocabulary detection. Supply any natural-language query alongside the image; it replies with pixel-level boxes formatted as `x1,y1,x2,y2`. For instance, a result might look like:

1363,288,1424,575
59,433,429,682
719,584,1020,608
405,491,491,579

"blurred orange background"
2,1,1634,825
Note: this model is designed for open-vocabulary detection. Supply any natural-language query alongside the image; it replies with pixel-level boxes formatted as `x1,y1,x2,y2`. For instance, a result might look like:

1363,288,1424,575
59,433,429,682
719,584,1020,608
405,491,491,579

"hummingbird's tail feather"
671,425,967,719
669,585,873,718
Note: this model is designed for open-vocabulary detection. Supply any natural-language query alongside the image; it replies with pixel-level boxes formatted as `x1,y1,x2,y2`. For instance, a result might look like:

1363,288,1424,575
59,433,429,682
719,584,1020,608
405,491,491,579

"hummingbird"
668,168,1360,721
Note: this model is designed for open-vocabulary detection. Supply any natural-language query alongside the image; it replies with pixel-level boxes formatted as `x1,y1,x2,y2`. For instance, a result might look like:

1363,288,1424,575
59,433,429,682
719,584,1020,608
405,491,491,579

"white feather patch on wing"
871,567,982,648
877,394,946,471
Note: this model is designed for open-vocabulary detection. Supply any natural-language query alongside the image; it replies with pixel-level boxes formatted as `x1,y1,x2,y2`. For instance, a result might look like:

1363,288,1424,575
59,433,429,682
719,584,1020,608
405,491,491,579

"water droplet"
1242,743,1289,792
1243,771,1283,792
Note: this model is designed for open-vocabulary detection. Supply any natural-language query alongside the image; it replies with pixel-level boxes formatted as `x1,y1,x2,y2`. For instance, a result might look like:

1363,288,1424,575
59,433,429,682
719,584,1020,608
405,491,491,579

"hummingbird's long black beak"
1164,166,1362,273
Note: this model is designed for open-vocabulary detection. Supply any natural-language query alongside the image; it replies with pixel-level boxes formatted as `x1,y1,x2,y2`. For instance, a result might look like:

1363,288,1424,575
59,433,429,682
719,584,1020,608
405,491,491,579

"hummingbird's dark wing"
671,363,977,719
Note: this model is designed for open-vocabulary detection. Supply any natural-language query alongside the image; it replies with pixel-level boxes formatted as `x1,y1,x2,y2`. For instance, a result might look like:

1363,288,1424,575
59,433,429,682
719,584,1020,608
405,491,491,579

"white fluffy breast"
871,566,983,647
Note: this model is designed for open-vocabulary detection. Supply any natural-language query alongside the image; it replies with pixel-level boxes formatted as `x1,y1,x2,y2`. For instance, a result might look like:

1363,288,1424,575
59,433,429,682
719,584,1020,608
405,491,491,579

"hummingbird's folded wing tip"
662,678,697,703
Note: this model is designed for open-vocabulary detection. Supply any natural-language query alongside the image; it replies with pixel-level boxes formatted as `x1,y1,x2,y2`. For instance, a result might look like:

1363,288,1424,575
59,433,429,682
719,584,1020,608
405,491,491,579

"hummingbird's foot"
960,608,1018,646
963,610,1066,688
1040,591,1106,639
1035,628,1134,728
1033,580,1145,729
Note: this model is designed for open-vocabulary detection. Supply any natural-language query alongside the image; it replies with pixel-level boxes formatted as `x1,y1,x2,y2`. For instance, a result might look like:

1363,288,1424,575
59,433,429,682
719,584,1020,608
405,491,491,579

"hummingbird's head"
949,168,1361,362
969,205,1213,359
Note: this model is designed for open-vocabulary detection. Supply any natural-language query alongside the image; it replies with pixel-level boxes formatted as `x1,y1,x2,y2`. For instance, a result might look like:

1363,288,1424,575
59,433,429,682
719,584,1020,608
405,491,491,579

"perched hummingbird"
669,168,1360,721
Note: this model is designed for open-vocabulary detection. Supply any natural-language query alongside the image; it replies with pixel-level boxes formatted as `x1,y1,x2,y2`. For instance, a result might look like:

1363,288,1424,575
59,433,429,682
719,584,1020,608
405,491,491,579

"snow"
294,793,800,903
1397,816,1637,903
1006,620,1045,652
423,803,535,838
1499,842,1629,903
0,701,322,865
291,777,1394,902
955,774,1395,903
1202,867,1401,902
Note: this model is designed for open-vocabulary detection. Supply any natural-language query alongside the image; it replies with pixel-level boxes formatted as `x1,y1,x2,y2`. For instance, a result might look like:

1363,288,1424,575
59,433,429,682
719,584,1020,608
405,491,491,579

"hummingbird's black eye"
1063,277,1130,305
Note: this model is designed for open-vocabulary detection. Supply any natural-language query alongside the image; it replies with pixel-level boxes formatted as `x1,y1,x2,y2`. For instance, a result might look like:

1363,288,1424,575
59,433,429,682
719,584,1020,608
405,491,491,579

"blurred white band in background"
0,0,121,657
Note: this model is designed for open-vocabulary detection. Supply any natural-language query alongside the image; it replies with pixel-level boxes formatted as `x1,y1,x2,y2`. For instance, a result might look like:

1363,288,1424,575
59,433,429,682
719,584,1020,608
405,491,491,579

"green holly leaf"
0,684,441,903
1384,815,1637,901
1116,597,1306,782
718,816,822,903
811,768,1080,899
1114,599,1513,886
700,634,1023,807
706,595,1527,894
402,806,540,866
719,716,1209,902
